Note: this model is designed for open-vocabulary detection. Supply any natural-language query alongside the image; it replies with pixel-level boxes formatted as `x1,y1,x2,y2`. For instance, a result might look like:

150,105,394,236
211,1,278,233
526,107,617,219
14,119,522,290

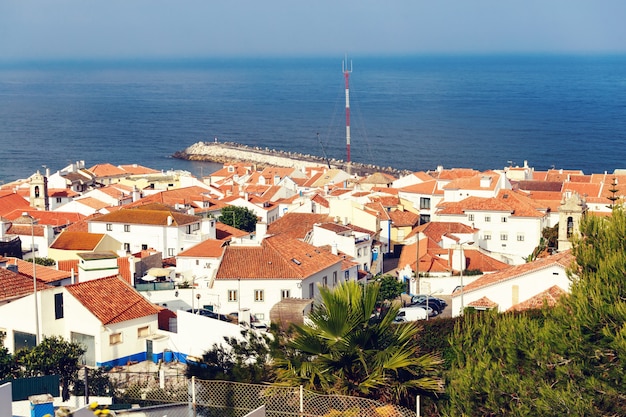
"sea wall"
173,141,409,176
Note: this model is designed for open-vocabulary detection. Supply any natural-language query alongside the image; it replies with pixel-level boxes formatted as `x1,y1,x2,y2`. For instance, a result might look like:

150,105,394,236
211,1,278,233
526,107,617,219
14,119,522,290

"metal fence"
109,371,416,417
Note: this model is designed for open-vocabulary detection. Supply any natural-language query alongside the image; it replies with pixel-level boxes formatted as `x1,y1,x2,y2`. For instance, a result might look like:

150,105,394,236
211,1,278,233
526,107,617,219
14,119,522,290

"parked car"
187,309,233,322
410,295,446,313
394,306,430,322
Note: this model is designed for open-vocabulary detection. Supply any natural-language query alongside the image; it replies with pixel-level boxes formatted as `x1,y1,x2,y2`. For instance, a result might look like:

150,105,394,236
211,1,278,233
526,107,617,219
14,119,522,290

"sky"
2,0,626,61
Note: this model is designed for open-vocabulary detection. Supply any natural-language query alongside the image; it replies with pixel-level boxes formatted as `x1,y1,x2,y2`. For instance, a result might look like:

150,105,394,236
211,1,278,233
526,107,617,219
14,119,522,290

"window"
106,223,112,231
255,313,265,320
483,233,491,240
468,214,474,222
137,326,150,338
517,234,525,242
54,293,63,320
500,233,508,241
322,276,328,287
357,248,362,257
56,197,62,203
124,224,131,232
123,243,130,253
141,244,148,250
109,333,122,345
501,216,507,223
309,282,315,298
281,289,290,299
333,271,338,286
195,260,199,266
420,197,431,210
420,214,430,224
168,248,175,256
228,290,238,302
344,271,349,280
484,216,491,222
254,289,264,302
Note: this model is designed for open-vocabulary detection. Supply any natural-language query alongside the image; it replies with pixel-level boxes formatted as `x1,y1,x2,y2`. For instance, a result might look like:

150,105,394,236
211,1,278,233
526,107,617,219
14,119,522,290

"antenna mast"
342,55,353,165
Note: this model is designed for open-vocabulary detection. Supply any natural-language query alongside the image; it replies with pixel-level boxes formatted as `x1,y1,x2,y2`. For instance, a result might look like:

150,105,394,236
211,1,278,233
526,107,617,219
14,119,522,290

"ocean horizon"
1,54,625,183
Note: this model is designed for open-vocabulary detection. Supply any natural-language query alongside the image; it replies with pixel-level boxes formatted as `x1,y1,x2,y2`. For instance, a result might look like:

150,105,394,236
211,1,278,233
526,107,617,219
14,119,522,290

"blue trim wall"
96,351,190,367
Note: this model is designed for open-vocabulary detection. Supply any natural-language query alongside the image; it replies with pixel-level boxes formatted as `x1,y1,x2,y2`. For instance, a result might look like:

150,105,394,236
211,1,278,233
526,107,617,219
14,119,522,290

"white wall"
0,382,11,417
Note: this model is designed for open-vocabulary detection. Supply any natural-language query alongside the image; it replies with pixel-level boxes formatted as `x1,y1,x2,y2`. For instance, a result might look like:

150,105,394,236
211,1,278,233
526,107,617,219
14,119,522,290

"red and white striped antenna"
342,55,353,165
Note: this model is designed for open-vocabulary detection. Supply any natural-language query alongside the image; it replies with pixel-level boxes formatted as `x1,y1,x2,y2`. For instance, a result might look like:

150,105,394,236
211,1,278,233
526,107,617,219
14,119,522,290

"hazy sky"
2,0,625,60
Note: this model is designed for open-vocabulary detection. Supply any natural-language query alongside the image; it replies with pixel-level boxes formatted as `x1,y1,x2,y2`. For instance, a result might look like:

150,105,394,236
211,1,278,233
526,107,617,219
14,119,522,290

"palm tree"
274,280,443,406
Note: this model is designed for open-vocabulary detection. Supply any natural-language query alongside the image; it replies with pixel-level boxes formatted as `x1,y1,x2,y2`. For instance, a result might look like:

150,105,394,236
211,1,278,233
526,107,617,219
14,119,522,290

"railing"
135,282,175,291
108,372,416,417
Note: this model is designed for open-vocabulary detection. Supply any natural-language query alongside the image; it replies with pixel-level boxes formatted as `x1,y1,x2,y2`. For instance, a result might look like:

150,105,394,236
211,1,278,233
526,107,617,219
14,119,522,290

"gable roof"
216,234,341,280
88,204,200,226
65,276,160,324
7,258,72,284
267,213,331,239
458,251,575,295
0,267,50,302
50,231,106,251
508,285,567,311
177,239,227,258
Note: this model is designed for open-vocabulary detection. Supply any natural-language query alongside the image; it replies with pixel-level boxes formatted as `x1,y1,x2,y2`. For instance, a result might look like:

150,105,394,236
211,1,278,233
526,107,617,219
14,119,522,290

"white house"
0,275,161,367
310,222,375,274
209,234,345,324
450,251,574,317
88,203,216,257
435,189,551,265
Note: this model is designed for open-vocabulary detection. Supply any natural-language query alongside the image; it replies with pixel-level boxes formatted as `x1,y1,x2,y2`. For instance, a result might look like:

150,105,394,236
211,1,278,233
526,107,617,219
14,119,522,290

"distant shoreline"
173,141,411,177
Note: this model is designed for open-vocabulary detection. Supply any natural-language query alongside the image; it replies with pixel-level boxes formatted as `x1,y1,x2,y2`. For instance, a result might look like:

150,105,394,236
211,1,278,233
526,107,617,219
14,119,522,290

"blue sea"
1,55,626,184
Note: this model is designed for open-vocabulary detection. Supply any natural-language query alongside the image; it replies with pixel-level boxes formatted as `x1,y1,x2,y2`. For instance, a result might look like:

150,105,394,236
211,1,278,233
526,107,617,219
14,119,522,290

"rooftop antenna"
342,55,353,168
317,132,331,169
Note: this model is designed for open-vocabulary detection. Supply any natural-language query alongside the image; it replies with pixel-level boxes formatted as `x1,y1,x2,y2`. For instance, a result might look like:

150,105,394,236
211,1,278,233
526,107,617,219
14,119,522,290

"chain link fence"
109,371,416,417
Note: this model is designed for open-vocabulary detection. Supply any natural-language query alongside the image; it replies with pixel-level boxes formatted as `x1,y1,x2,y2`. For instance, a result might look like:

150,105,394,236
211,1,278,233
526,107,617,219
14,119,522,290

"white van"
394,306,429,322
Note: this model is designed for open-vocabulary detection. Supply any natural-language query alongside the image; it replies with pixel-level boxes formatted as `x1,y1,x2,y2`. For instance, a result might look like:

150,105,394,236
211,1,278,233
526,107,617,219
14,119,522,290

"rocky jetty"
173,141,410,177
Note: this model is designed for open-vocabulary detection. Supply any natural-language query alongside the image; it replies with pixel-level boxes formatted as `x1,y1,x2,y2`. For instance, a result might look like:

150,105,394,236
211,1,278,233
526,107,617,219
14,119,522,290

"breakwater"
173,141,411,177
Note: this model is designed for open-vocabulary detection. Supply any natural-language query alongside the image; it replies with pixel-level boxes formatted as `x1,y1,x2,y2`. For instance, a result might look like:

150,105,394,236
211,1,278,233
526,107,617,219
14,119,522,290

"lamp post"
426,288,443,321
23,213,40,345
458,240,474,316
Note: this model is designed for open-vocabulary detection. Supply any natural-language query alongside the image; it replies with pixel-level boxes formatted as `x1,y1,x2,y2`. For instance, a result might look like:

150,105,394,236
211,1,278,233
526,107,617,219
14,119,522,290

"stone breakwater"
173,141,410,177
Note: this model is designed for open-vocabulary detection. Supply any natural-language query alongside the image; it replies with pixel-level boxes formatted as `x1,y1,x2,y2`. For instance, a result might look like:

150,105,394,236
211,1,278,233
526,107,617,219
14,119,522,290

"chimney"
332,243,338,255
255,222,267,242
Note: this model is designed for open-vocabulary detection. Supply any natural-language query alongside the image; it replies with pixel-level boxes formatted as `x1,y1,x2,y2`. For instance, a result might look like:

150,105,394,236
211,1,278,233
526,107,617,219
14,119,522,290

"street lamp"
22,212,40,345
458,240,474,316
425,288,443,321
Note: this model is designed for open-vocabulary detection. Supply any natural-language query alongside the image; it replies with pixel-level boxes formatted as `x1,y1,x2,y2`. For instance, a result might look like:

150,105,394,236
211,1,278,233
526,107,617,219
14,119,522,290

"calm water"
1,55,625,183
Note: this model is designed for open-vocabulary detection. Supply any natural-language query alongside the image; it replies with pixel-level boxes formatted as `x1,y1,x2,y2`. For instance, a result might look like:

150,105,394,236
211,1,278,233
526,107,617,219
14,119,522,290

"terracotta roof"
515,181,563,192
443,172,500,191
267,213,330,239
399,180,442,195
117,164,160,175
458,251,575,295
467,296,498,309
215,222,250,240
88,163,127,178
508,285,567,311
5,209,85,228
216,234,342,280
177,239,226,258
428,168,480,180
563,182,601,198
388,210,419,227
58,259,79,274
437,190,547,218
50,232,106,251
7,257,71,284
0,267,50,302
0,193,30,217
359,172,397,185
65,276,160,324
89,204,200,226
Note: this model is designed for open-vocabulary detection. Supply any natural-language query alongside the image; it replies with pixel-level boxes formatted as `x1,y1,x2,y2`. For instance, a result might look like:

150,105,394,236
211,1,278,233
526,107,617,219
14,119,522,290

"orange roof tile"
467,296,498,309
267,213,331,239
89,204,200,226
215,222,250,240
216,234,341,280
66,276,160,324
88,163,127,178
7,257,71,284
508,285,567,311
0,193,30,217
177,239,226,258
0,267,50,302
458,251,575,295
50,232,106,251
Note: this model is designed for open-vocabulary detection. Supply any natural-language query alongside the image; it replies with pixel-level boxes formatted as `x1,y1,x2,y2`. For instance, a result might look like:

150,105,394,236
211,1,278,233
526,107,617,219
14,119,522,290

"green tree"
0,331,16,379
374,274,405,304
14,336,85,401
34,257,56,267
443,208,626,416
219,205,258,232
274,280,443,409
